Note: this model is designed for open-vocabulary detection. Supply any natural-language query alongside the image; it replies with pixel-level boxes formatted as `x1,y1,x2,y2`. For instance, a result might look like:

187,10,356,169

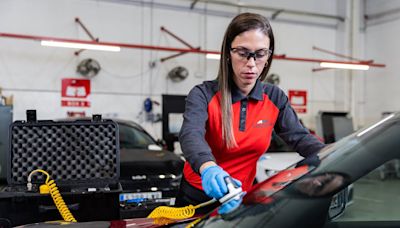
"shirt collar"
231,79,264,103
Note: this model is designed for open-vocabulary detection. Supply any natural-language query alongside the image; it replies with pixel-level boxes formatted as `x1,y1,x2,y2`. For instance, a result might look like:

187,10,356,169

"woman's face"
230,29,271,93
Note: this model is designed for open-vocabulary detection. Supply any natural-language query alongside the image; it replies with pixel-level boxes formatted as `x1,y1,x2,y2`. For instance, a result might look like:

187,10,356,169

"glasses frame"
230,47,272,62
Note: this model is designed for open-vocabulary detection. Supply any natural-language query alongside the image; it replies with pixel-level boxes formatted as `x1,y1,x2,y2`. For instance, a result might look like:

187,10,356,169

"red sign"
61,100,90,107
288,90,307,113
61,78,91,108
61,78,91,98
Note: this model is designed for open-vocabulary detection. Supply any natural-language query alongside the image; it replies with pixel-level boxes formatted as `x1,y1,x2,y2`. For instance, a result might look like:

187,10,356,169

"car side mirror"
156,139,168,149
148,144,162,151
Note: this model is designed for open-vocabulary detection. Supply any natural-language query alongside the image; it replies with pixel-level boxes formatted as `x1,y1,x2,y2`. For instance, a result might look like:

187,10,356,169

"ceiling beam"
185,0,345,21
0,32,385,68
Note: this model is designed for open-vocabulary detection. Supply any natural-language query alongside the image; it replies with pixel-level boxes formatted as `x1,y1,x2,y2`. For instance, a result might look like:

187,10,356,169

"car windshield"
118,122,157,149
195,112,399,228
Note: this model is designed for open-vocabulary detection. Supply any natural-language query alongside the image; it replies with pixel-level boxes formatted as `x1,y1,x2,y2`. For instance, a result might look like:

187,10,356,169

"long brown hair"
217,12,275,148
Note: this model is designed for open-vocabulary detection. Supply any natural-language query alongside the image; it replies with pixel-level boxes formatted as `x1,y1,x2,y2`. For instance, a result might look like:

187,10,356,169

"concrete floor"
337,162,400,221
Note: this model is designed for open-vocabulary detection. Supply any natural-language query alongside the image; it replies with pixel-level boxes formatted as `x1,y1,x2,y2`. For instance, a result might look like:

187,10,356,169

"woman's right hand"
201,165,231,199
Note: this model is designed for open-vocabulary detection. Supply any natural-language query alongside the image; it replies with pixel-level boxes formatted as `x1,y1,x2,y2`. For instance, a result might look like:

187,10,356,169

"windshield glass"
118,123,157,149
244,165,312,204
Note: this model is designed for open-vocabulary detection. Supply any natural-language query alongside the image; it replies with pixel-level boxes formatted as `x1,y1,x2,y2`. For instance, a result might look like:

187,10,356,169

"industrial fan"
265,73,280,85
168,66,189,82
76,58,101,78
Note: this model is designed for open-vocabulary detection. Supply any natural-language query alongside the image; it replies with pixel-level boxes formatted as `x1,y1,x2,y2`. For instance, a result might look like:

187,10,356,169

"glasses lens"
235,48,249,58
231,47,270,62
255,49,270,59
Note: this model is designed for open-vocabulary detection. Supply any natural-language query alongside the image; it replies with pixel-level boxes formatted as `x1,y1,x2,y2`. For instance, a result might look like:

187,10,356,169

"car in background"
115,119,184,218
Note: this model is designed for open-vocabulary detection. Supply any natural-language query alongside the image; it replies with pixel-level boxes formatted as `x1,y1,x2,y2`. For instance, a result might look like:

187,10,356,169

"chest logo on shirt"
254,119,273,128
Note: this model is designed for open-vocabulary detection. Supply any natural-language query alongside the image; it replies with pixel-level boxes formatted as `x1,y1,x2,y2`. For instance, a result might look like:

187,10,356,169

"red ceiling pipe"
75,17,98,42
159,27,201,62
160,26,196,49
0,32,386,68
0,32,220,55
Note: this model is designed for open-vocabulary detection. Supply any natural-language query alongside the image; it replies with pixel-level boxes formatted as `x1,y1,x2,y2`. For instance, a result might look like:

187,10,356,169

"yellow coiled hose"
147,198,216,227
28,169,77,223
147,204,198,219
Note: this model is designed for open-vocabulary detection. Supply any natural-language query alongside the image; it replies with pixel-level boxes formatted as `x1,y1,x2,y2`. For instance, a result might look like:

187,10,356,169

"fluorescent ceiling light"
206,53,221,60
41,40,121,52
320,62,369,70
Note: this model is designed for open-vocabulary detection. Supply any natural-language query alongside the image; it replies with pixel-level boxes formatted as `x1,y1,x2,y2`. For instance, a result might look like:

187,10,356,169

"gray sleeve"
179,85,215,174
271,87,325,157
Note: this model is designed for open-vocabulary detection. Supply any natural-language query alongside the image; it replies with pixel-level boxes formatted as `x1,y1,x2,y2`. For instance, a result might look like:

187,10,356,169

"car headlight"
170,174,182,187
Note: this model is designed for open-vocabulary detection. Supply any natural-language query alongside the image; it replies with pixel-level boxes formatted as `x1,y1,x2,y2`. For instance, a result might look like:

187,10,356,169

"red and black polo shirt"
179,79,325,192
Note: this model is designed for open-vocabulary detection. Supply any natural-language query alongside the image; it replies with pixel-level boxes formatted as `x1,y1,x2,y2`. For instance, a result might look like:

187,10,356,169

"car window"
118,123,157,149
333,159,400,221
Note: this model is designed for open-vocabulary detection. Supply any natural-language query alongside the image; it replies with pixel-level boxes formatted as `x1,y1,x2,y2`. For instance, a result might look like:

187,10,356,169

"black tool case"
0,111,121,226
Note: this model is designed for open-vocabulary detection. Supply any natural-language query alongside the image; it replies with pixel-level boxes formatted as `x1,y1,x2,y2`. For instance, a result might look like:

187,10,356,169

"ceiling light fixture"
206,53,221,60
41,40,121,52
320,62,369,70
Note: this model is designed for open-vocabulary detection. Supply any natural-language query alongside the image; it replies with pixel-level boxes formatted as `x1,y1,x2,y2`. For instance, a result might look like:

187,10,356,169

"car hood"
120,148,184,176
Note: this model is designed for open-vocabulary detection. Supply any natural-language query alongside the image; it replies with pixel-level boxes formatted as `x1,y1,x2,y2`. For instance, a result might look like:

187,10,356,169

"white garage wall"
364,0,400,126
0,0,356,139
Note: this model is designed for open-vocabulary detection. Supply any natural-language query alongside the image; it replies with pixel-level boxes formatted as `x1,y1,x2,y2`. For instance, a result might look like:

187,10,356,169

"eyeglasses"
230,47,272,62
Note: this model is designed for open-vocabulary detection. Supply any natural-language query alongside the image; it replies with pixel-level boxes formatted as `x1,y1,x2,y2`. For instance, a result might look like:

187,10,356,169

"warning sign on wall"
61,78,90,98
288,90,307,113
61,78,91,107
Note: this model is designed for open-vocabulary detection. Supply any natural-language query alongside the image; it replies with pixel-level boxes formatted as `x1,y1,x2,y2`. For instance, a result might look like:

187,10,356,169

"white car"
256,132,303,183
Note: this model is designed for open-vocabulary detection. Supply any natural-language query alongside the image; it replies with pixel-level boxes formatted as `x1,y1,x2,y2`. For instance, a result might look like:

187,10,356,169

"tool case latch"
26,110,37,123
92,114,102,122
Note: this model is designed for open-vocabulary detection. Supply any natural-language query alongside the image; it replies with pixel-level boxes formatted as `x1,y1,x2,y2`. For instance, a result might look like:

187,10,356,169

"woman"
177,12,325,215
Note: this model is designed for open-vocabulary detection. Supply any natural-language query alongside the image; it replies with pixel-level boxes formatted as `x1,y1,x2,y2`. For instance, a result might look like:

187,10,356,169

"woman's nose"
245,56,257,66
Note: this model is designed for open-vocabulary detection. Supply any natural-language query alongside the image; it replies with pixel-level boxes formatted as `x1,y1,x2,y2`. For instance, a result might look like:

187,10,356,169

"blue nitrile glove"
218,179,244,215
201,165,230,199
